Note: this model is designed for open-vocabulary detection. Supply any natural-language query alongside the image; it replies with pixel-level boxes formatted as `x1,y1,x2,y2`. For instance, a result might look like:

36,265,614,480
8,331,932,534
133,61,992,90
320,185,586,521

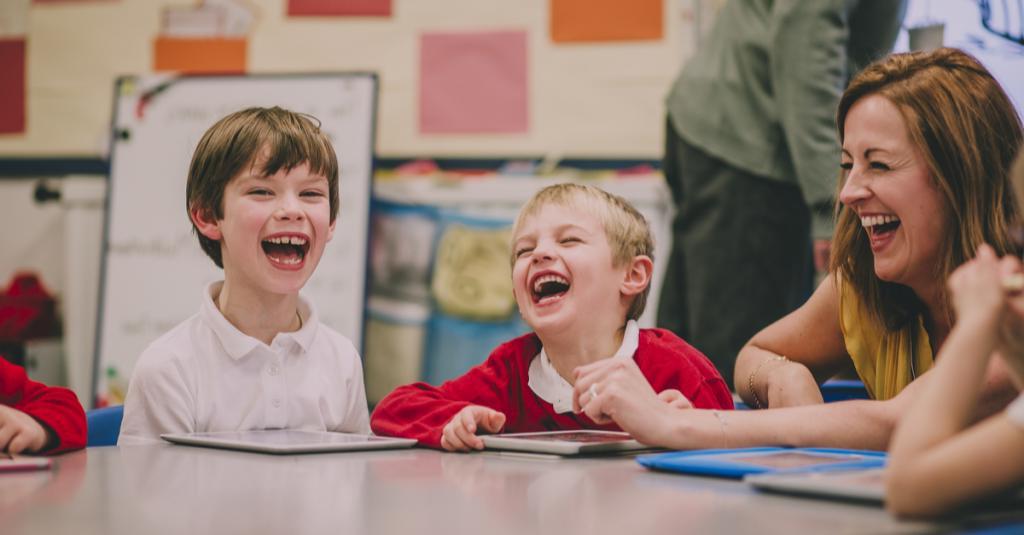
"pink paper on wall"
0,38,26,134
287,0,391,17
419,30,528,134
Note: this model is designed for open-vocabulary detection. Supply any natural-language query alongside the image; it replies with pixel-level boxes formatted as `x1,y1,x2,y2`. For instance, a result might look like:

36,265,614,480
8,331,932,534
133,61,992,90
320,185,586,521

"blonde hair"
186,107,339,268
831,48,1023,331
512,183,654,321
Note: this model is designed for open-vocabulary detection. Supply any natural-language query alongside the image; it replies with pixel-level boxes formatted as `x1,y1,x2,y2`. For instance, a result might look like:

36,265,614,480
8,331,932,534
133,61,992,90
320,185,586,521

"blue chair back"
820,380,869,403
86,405,124,447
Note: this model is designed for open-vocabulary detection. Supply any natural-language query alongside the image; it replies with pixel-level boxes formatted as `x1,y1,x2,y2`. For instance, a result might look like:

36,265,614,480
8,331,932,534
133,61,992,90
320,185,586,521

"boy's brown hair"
512,183,654,321
186,106,340,268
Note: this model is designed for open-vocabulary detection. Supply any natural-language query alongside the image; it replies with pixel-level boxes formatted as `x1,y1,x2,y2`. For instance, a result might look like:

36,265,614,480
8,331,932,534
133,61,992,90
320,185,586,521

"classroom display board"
94,73,377,406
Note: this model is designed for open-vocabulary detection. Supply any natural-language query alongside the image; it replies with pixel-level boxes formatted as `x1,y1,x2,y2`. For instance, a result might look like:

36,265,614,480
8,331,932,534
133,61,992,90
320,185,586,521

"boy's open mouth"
531,273,570,304
261,234,310,266
861,214,901,240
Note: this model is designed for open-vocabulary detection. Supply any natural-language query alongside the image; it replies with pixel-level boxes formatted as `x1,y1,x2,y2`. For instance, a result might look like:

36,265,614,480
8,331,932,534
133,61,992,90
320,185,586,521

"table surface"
0,445,1019,535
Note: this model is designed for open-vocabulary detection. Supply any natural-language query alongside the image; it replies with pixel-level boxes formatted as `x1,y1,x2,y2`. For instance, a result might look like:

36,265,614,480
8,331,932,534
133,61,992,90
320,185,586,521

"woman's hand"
571,359,681,446
998,252,1024,383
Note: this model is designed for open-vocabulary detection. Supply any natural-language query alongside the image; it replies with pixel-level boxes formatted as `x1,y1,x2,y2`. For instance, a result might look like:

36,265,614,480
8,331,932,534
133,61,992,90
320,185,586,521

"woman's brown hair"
830,48,1023,331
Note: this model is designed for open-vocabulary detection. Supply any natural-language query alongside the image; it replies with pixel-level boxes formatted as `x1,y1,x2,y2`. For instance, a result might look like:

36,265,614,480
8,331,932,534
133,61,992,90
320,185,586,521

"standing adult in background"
658,0,906,387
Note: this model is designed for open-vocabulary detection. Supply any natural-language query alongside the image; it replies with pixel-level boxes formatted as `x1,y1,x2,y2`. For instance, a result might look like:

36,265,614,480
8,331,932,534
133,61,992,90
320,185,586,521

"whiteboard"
94,73,377,405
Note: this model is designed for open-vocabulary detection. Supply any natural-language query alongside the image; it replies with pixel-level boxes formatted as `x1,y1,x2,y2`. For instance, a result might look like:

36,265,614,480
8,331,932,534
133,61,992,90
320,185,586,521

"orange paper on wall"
550,0,662,43
153,37,246,74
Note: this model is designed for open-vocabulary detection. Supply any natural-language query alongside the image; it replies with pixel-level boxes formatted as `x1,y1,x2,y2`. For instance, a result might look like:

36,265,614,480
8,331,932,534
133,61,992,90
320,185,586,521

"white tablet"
480,430,653,456
745,468,887,503
161,430,417,454
0,454,52,473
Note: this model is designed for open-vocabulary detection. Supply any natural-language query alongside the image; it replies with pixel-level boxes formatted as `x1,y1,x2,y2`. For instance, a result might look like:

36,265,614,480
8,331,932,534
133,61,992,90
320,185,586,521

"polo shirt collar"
528,320,639,414
201,281,317,360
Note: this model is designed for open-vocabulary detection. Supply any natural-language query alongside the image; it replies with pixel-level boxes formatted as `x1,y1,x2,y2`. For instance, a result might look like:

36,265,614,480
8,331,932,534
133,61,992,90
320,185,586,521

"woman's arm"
574,344,1015,451
735,274,851,408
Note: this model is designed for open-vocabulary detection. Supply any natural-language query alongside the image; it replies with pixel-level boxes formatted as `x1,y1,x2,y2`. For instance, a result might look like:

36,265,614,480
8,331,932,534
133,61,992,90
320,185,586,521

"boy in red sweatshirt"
1,357,86,454
371,183,732,451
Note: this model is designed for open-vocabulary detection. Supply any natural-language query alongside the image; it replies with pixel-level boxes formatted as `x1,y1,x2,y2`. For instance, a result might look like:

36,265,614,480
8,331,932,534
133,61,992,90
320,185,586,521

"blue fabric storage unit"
422,313,529,385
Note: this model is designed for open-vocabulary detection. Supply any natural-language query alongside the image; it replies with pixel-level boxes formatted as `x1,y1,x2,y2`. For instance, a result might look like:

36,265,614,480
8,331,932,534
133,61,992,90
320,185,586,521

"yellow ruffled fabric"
838,279,934,400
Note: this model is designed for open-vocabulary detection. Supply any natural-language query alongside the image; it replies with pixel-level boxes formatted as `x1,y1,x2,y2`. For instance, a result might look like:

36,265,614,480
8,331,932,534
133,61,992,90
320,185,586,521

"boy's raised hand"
441,405,506,452
0,405,50,455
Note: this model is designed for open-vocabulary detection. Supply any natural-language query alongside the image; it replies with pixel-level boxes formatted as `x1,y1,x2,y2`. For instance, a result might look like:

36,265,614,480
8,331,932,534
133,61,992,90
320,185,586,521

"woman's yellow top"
838,279,934,400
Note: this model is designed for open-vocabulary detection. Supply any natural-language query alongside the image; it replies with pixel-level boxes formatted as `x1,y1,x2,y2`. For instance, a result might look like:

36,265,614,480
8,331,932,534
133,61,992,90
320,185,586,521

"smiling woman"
568,48,1024,454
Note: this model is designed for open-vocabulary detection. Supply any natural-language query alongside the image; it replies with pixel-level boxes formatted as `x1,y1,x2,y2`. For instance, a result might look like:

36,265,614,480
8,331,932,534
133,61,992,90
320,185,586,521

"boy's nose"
274,195,305,220
531,240,555,262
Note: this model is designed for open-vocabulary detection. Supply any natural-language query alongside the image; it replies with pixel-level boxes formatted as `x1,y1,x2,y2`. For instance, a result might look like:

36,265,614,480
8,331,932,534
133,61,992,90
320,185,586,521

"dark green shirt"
667,0,906,239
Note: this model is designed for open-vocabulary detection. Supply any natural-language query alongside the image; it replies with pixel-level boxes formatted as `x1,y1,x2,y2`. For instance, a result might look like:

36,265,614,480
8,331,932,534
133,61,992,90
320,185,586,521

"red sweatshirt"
1,357,86,453
371,328,733,448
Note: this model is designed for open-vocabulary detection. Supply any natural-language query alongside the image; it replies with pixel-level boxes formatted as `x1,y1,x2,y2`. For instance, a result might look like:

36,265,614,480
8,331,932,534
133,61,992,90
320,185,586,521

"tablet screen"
726,452,856,469
501,431,633,443
185,430,391,445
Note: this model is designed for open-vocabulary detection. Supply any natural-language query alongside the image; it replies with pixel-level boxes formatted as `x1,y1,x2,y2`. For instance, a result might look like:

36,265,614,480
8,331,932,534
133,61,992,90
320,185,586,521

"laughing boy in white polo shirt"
119,107,370,445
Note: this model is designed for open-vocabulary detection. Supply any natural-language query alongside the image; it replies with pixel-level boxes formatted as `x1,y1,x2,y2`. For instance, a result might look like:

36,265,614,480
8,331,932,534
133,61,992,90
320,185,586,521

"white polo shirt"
118,282,370,445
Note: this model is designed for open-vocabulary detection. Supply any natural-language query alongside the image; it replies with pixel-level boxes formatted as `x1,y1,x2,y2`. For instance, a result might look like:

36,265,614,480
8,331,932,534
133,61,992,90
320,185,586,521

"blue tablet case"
636,447,886,479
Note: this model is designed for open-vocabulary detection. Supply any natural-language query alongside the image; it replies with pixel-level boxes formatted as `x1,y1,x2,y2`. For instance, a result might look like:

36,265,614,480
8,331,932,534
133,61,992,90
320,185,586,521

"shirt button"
272,399,282,408
268,365,279,376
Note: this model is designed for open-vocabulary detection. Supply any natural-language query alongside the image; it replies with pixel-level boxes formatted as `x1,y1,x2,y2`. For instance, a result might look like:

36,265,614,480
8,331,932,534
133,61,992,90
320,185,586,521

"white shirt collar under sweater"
528,320,639,414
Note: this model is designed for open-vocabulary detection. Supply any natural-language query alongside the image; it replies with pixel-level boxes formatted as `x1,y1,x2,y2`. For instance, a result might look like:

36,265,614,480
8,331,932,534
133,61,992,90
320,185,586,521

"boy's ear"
620,255,653,297
327,218,336,243
190,206,222,241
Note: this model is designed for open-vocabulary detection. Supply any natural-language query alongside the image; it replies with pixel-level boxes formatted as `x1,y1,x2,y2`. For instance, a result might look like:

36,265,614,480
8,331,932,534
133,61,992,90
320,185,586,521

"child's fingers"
452,420,483,450
461,408,481,434
0,424,15,452
7,431,29,455
480,411,505,433
442,423,469,452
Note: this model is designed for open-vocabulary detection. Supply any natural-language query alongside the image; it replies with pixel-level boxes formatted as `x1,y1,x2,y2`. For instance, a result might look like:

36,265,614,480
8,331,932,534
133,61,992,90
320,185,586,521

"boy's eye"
514,247,533,258
301,190,327,198
839,162,853,170
248,188,272,196
560,237,581,244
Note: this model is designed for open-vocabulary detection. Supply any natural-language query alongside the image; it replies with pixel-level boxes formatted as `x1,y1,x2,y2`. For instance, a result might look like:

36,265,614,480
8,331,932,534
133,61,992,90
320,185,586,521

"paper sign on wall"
0,39,26,134
550,0,662,43
154,37,246,74
419,30,528,134
153,1,252,74
288,0,391,17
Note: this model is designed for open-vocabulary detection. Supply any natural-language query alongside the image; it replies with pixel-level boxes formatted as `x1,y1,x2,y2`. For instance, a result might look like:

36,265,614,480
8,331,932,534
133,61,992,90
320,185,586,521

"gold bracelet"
748,355,789,409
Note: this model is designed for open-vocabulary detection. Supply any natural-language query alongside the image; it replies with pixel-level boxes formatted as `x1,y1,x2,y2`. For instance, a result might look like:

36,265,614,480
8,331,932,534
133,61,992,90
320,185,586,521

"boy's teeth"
532,274,568,293
266,236,307,245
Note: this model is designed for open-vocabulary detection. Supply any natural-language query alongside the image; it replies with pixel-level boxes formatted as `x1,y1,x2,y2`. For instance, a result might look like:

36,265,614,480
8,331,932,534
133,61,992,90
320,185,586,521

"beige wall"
0,0,717,158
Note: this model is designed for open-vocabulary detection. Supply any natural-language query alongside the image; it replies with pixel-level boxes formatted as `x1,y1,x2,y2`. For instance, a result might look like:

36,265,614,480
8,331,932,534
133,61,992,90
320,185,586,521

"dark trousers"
657,119,812,388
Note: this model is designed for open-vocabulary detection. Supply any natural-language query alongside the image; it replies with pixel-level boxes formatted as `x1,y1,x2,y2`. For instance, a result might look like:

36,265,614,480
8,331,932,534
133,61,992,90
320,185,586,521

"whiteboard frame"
92,72,378,407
